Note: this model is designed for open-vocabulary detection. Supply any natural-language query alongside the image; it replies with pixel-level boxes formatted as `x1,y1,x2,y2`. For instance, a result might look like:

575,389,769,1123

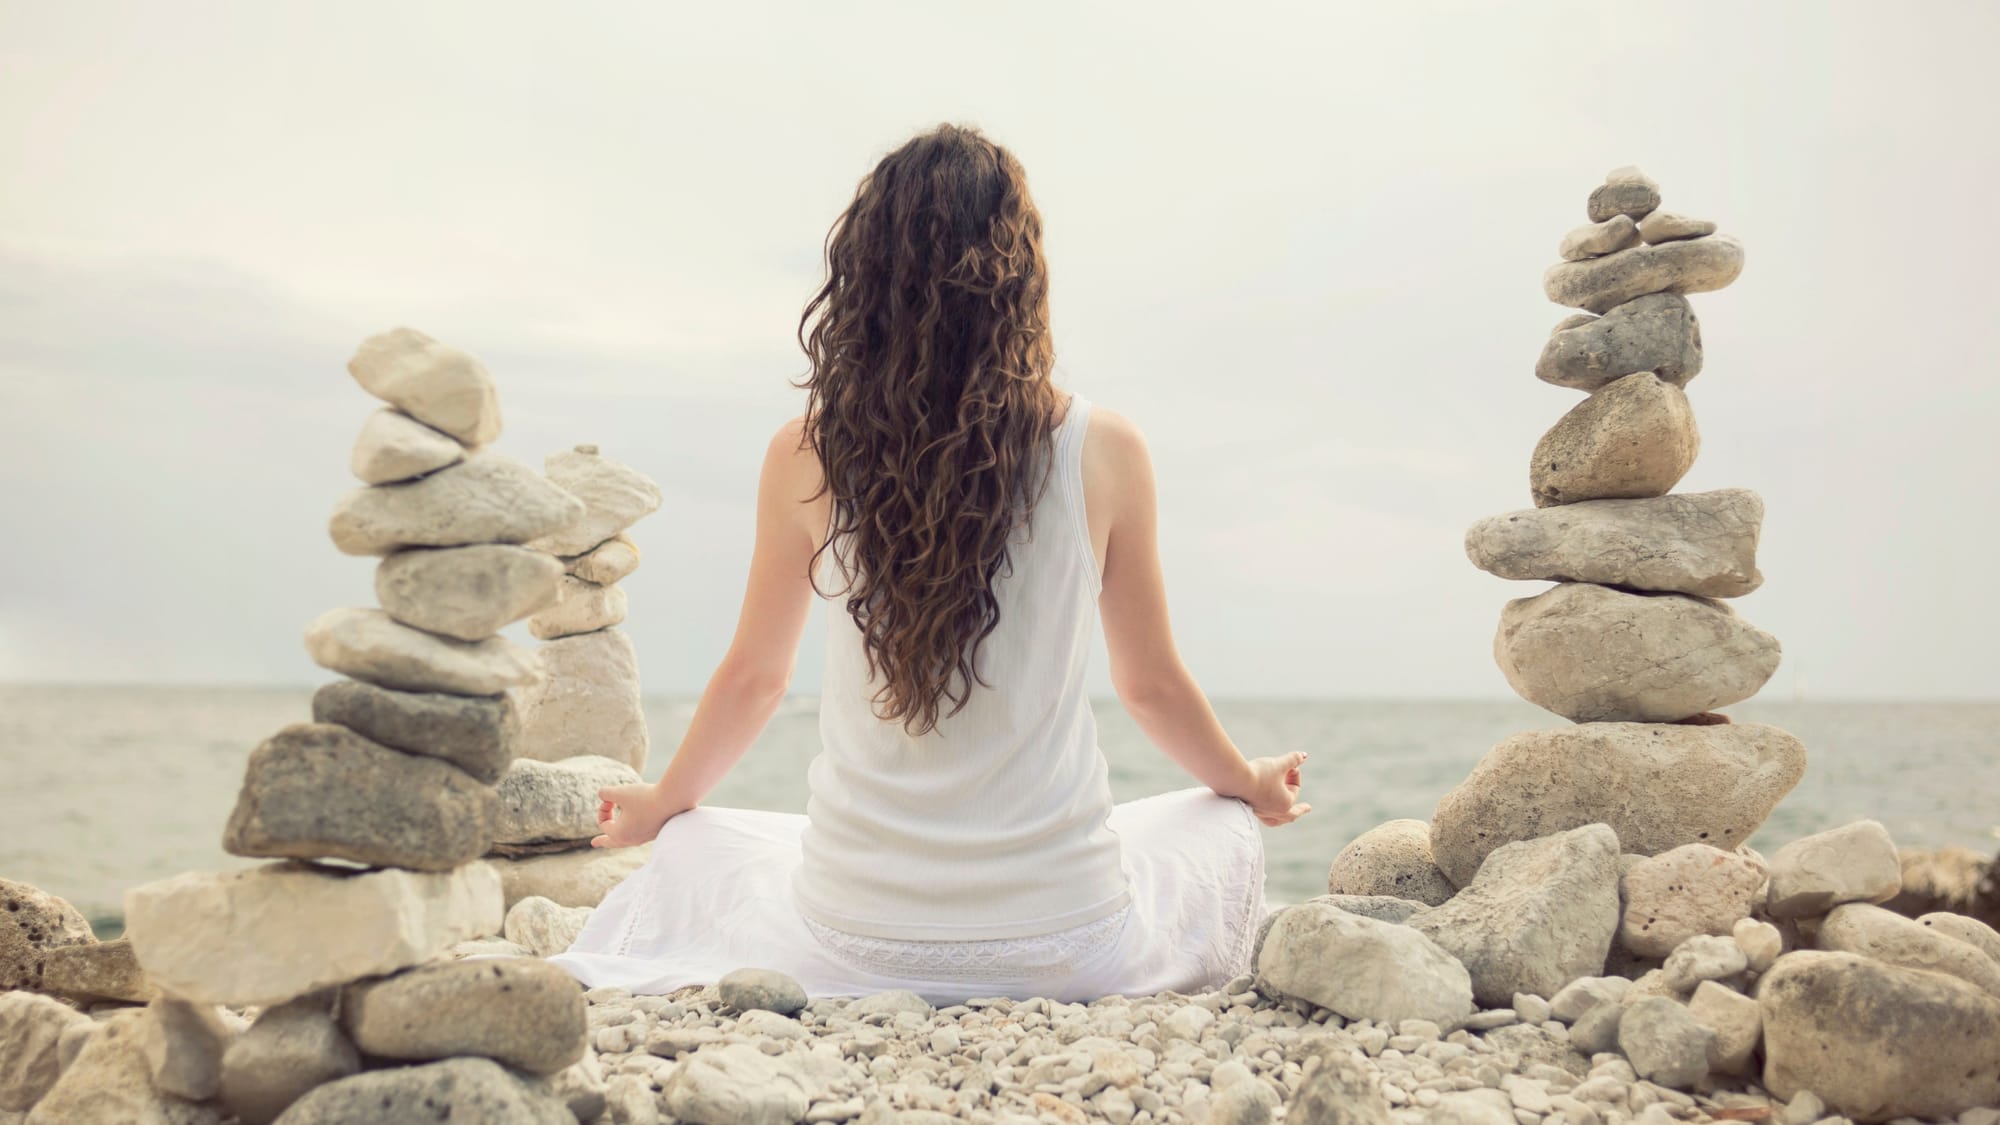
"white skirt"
549,786,1273,1005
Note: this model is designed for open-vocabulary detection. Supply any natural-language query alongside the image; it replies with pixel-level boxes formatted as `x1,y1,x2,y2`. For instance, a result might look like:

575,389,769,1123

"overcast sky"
2,1,1995,700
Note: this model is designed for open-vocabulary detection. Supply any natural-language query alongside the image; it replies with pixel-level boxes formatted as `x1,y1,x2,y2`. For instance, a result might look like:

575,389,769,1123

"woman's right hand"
592,783,694,849
1239,751,1311,826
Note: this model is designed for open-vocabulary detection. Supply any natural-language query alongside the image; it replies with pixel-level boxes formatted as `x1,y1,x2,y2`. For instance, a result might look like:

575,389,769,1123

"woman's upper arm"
1093,408,1186,703
715,416,821,694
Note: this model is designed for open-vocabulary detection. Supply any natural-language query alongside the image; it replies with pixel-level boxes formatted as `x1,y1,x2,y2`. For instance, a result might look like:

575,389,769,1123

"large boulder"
342,958,588,1076
328,452,585,557
375,544,563,642
0,991,90,1112
1544,234,1745,314
223,723,497,870
1410,825,1622,1006
1324,819,1456,906
349,408,465,484
1759,951,2000,1121
527,576,629,640
488,844,652,910
1494,582,1782,723
1256,902,1473,1025
1465,489,1762,598
516,628,647,770
311,679,519,784
529,445,663,558
1529,372,1699,508
346,327,502,446
1765,819,1902,919
1430,722,1805,887
1535,292,1702,390
219,994,360,1125
1816,903,2000,996
305,606,541,695
124,861,503,1007
0,878,95,993
494,756,641,846
273,1056,572,1124
1618,844,1767,959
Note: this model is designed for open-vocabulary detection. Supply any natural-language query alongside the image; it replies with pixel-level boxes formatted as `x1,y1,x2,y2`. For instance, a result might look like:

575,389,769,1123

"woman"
550,122,1310,1004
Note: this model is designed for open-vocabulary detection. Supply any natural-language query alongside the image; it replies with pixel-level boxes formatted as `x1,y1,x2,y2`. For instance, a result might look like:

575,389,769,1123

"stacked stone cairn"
476,444,663,946
1253,169,2000,1122
0,328,607,1122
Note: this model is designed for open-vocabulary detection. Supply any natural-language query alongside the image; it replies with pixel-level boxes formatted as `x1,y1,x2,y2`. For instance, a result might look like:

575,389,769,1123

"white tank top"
790,391,1134,942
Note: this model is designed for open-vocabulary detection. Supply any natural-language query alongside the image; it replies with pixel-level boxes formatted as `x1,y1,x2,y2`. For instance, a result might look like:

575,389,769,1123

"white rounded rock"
305,607,542,696
350,408,465,485
348,327,501,445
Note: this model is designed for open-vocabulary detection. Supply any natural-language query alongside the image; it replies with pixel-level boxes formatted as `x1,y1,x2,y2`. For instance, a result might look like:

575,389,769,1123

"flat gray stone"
1324,819,1456,906
1535,292,1703,390
1258,902,1474,1025
1638,211,1718,245
1430,721,1806,887
375,544,563,642
39,936,155,1003
494,755,640,845
346,327,501,446
123,862,502,1007
527,575,628,640
311,679,518,784
1530,371,1698,508
1495,582,1782,723
1410,825,1622,1007
224,722,497,871
341,958,588,1076
273,1055,572,1124
1586,181,1661,224
529,444,662,558
0,877,94,993
1544,234,1745,314
1466,488,1762,598
219,994,358,1125
1559,214,1640,260
328,451,585,557
1760,950,2000,1120
305,607,541,695
516,628,647,770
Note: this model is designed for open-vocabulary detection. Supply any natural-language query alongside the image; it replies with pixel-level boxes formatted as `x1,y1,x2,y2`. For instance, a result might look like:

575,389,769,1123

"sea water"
1,684,1994,930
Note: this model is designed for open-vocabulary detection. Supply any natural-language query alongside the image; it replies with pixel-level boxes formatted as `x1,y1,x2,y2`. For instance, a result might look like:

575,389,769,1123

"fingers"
590,834,608,848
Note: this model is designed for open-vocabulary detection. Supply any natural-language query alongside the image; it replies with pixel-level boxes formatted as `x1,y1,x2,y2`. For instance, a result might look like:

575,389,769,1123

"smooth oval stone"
1536,292,1703,390
718,968,809,1016
376,544,564,642
341,958,587,1076
1466,489,1763,598
347,327,501,446
529,445,662,558
305,607,541,696
349,408,464,485
1429,722,1807,888
223,723,497,871
1495,582,1781,722
1638,211,1718,245
1559,214,1640,261
1531,372,1699,508
1760,951,2000,1120
329,452,586,557
311,680,518,785
527,576,628,641
1587,181,1661,224
1817,903,2000,996
275,1056,574,1123
1258,903,1473,1026
1325,819,1456,906
1544,234,1745,314
219,994,359,1125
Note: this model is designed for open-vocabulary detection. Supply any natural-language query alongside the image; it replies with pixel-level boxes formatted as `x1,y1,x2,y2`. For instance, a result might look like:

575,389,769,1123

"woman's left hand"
592,783,695,848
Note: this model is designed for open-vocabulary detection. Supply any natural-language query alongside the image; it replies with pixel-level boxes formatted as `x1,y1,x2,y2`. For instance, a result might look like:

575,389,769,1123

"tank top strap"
1053,392,1101,596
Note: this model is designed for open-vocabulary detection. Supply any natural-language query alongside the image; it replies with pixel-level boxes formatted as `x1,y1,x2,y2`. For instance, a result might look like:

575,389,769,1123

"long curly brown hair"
793,122,1063,737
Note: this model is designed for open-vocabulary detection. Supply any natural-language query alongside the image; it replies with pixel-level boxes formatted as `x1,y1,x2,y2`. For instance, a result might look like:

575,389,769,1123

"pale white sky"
2,1,1995,699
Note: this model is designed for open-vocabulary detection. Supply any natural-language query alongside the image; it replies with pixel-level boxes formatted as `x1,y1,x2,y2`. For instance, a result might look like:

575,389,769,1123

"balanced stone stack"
89,328,594,1123
469,445,660,916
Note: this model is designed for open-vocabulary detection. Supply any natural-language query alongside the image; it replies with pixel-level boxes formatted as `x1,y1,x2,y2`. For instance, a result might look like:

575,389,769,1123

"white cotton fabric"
791,392,1132,941
549,389,1274,1002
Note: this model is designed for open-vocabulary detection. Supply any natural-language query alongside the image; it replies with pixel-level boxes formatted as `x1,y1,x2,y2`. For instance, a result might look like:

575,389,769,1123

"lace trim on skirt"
801,904,1133,983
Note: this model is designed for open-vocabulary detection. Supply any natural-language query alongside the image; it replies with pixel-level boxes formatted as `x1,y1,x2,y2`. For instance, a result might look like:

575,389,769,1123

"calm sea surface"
2,685,1995,932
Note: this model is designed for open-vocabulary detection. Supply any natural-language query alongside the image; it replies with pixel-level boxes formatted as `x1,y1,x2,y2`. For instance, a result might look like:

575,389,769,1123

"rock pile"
1274,168,2000,1122
1,328,598,1123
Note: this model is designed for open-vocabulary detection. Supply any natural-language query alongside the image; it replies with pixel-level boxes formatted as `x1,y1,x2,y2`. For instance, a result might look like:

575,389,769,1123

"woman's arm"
593,417,821,847
1091,407,1311,827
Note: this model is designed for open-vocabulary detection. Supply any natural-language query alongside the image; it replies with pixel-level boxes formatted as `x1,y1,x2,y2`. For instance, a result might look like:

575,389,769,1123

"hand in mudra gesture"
592,783,695,849
1241,751,1312,827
